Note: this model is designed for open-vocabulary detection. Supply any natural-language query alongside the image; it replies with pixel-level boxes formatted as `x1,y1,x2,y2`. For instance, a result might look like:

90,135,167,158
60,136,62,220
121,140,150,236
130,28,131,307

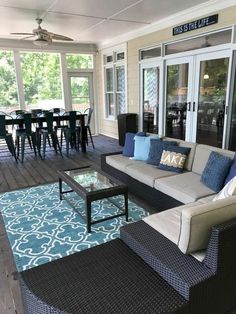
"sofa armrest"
101,151,122,168
204,218,236,273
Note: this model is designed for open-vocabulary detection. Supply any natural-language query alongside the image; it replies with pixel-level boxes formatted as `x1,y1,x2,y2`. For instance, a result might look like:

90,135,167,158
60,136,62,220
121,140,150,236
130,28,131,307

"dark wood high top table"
5,113,88,153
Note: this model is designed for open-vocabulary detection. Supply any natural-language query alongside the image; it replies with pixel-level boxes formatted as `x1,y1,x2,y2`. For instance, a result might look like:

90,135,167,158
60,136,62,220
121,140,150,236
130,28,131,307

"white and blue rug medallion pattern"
0,183,149,272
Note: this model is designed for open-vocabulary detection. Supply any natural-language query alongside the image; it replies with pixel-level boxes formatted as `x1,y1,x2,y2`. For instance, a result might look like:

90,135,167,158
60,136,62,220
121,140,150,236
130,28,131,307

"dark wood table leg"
59,178,63,200
124,191,129,221
85,199,91,233
80,115,86,153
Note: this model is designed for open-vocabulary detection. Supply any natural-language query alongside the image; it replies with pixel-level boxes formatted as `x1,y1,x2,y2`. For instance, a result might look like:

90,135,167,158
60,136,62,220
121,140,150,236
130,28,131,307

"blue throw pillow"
122,132,145,157
224,152,236,185
133,134,159,161
159,146,190,173
201,151,232,192
147,140,178,166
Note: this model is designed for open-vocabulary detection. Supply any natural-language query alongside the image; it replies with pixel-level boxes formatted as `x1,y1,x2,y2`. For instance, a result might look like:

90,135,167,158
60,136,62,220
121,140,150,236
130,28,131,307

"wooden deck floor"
0,135,156,314
0,135,121,194
0,135,125,314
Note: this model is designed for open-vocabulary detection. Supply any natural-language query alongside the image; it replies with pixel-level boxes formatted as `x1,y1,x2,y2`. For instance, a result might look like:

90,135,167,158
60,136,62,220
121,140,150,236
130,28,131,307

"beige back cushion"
192,144,234,175
178,195,236,254
163,137,196,171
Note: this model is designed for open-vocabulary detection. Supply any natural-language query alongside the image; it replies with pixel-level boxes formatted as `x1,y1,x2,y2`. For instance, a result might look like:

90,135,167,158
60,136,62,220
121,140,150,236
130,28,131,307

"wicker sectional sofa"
19,137,236,313
101,137,235,209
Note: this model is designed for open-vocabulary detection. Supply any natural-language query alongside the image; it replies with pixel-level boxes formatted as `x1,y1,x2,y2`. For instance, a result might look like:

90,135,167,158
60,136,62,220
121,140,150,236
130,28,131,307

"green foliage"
0,51,18,107
0,51,94,109
21,52,62,105
66,54,93,69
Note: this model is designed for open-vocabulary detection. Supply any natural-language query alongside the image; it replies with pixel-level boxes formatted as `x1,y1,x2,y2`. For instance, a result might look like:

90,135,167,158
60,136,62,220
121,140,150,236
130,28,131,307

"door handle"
187,102,191,111
193,102,196,112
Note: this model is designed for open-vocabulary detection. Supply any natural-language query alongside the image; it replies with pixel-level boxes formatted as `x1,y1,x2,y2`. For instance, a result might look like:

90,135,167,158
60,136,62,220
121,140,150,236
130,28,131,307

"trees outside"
66,54,93,70
0,51,19,111
0,51,93,112
70,76,90,111
20,52,63,109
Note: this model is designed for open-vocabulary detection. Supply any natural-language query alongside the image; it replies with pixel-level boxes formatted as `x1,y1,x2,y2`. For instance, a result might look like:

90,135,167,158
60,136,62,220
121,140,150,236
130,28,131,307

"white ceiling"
0,0,232,47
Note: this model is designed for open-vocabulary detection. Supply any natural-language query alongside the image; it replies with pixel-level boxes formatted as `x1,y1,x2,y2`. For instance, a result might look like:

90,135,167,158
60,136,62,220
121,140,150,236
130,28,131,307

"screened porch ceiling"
0,0,224,47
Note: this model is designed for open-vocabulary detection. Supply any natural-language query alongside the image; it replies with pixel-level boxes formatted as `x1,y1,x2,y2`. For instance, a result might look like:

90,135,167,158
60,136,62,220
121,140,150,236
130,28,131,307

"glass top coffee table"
58,166,128,232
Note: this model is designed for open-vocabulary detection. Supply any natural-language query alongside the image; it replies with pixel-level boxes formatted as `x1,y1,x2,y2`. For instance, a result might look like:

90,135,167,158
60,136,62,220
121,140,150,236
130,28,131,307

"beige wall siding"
97,5,236,139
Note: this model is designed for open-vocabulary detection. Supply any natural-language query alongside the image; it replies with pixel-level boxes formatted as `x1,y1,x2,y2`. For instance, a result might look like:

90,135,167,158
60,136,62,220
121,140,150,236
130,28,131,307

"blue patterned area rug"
0,183,149,272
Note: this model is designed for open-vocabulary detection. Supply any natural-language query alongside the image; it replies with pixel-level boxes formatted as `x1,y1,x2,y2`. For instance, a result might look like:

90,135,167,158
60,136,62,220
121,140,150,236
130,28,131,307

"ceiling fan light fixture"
33,37,49,47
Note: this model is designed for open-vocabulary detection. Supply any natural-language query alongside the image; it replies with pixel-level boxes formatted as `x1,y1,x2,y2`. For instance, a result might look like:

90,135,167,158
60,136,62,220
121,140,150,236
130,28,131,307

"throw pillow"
213,176,236,201
147,140,178,166
158,146,190,173
122,132,145,157
224,152,236,185
133,134,159,161
201,151,232,193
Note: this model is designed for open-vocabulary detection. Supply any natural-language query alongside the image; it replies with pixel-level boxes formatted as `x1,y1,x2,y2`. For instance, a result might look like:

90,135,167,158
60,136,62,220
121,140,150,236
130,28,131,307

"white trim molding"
98,0,236,50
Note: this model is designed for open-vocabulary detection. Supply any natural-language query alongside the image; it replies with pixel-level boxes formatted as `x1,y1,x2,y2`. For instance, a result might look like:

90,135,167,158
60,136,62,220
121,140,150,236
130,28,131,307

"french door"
165,50,230,147
165,56,193,141
140,60,163,134
68,72,95,134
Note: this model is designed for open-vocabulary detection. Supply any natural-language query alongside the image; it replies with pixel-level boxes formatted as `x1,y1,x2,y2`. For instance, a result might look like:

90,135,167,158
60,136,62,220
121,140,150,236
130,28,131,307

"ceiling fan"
11,18,73,46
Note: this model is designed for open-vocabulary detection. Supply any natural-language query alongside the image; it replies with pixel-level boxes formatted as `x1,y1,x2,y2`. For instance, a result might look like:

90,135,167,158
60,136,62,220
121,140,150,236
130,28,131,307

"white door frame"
67,71,95,134
164,49,231,146
165,56,194,141
192,50,231,145
139,58,163,134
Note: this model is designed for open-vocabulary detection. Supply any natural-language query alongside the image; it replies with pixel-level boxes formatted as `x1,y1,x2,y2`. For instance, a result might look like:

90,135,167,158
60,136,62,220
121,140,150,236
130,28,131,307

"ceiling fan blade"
49,33,73,41
22,35,35,40
11,32,34,36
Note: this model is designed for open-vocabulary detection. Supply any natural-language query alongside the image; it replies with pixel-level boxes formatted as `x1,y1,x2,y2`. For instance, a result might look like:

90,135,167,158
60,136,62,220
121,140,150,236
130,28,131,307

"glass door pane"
70,76,90,112
142,67,159,133
166,63,188,140
196,58,229,147
105,68,114,117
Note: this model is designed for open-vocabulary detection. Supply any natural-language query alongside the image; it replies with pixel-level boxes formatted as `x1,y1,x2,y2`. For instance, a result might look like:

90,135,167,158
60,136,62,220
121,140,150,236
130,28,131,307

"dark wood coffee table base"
58,167,128,232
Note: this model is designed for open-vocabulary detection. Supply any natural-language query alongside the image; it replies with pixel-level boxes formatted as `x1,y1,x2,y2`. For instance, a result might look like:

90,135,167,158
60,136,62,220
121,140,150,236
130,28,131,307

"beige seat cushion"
178,195,236,254
197,195,215,204
143,202,199,244
154,172,215,204
106,154,143,172
190,251,206,262
126,163,175,187
192,144,234,175
163,137,196,171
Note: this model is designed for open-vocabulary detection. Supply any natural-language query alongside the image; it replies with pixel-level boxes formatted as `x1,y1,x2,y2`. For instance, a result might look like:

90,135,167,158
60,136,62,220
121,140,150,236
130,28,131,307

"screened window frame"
103,48,127,119
0,48,95,114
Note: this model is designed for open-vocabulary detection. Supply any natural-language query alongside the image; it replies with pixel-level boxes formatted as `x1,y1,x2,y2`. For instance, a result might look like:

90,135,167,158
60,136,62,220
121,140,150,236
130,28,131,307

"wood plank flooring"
0,135,121,194
0,135,126,314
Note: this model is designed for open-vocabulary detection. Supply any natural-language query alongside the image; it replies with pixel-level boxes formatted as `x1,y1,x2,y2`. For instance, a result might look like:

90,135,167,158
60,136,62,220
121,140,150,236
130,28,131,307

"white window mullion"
114,63,117,117
60,53,71,111
13,51,26,110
